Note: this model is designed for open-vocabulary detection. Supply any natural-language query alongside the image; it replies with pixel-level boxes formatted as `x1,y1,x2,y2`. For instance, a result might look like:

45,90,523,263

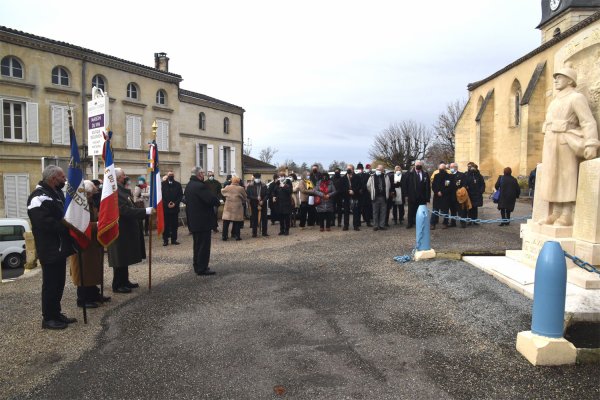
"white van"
0,218,30,269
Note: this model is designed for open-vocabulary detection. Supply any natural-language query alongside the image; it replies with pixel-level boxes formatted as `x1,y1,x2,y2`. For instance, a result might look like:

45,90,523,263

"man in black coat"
331,168,344,227
185,167,221,275
27,166,77,330
108,168,150,293
161,170,183,246
246,173,269,237
430,164,454,229
340,164,363,231
402,160,431,229
465,162,485,225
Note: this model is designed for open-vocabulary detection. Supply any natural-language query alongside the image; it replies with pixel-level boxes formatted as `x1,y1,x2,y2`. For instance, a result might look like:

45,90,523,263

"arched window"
1,56,23,78
127,83,139,100
510,79,522,127
199,112,206,130
223,117,230,134
156,89,166,105
92,75,106,91
52,66,69,86
553,27,561,37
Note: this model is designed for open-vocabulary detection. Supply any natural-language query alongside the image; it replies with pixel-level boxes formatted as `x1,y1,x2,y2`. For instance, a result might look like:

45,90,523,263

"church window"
1,56,23,78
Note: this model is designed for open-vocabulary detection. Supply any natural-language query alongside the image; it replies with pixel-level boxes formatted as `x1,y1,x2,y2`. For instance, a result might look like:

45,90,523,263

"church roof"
467,10,600,91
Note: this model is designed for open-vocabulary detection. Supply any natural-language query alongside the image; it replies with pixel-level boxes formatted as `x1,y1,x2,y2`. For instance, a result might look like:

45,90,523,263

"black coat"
465,170,486,208
108,184,147,269
431,170,455,210
27,181,76,265
340,173,362,200
246,182,268,209
184,176,221,232
161,179,183,215
403,170,430,204
273,179,293,215
495,175,521,212
332,174,344,200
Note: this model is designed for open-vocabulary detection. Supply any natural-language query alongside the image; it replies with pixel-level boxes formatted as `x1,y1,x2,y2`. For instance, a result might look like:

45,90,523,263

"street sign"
87,87,109,156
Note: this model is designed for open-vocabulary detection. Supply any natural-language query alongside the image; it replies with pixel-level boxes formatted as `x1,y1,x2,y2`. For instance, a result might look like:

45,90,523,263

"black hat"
253,172,261,178
357,162,364,169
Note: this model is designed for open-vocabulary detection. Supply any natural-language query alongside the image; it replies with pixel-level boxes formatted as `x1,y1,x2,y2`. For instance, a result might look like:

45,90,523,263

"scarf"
319,180,329,195
304,179,314,190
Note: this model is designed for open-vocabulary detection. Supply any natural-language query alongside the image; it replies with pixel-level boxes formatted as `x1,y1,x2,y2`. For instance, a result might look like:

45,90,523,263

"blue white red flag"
148,140,164,235
97,131,119,247
64,116,91,249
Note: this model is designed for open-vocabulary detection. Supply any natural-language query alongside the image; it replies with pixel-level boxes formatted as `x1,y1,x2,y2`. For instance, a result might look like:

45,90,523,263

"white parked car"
0,218,30,269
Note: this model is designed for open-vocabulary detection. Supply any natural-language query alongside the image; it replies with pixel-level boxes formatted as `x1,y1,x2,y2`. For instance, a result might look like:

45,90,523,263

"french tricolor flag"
148,140,164,236
64,116,91,249
97,131,120,247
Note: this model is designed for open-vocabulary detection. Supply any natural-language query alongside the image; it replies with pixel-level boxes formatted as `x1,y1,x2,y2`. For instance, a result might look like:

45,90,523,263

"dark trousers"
280,214,290,233
318,211,333,228
334,197,343,225
77,286,100,305
41,259,66,321
192,230,212,273
445,202,457,227
500,209,512,223
361,195,372,223
222,220,241,239
250,205,268,235
143,215,150,235
112,266,129,290
163,212,179,243
391,202,405,223
458,206,468,227
468,207,479,223
299,203,316,227
407,201,426,227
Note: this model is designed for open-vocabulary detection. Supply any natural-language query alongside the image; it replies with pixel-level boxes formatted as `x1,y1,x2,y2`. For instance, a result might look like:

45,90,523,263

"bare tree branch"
258,147,278,164
369,120,433,170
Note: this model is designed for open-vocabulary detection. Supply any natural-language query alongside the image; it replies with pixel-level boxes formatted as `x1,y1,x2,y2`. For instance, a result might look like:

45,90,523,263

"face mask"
450,168,456,174
168,176,174,182
138,181,144,185
356,169,363,174
346,169,352,174
415,165,422,171
254,179,261,183
365,169,370,173
209,176,214,180
306,175,311,180
335,172,340,176
375,171,382,176
57,181,66,190
279,176,285,181
395,172,401,176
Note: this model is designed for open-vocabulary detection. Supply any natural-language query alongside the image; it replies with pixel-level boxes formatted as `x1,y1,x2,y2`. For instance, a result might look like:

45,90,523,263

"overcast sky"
2,0,542,167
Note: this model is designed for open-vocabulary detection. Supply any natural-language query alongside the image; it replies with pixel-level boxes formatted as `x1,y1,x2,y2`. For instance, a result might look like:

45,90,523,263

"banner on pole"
87,87,109,156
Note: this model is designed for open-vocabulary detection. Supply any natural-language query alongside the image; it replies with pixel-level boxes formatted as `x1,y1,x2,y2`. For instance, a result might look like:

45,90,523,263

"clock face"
550,0,561,11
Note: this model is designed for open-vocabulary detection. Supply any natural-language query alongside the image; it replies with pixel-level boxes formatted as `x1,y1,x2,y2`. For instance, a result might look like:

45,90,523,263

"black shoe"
171,241,181,245
163,242,169,246
284,231,289,236
367,223,373,227
222,237,228,241
197,269,216,276
262,233,269,237
113,286,132,294
499,223,505,226
380,227,387,231
354,227,360,231
126,281,139,289
406,224,413,229
77,302,99,308
42,319,67,330
58,313,77,324
96,295,111,303
373,227,379,231
213,228,219,233
252,233,258,238
235,236,242,241
385,223,390,227
343,226,349,231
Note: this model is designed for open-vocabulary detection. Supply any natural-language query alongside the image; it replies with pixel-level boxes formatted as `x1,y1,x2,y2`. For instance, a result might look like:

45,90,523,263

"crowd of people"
27,160,523,330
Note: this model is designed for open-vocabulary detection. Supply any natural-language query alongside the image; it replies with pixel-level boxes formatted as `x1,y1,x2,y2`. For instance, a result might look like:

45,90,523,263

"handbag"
492,177,503,203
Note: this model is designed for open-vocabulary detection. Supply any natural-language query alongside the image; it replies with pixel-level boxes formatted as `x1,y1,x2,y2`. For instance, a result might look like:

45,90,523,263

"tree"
433,99,467,159
328,160,347,171
299,162,309,173
258,146,278,164
243,137,252,156
424,142,453,171
284,159,299,173
369,120,433,170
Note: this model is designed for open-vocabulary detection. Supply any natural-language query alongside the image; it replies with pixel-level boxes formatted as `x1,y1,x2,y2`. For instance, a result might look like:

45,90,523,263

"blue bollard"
531,241,567,339
416,204,431,251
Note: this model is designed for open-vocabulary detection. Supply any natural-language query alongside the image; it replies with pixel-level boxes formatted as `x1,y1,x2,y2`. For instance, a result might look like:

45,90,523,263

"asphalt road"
18,213,600,399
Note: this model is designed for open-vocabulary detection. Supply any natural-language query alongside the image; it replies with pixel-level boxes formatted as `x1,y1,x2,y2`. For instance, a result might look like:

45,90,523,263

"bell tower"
537,0,600,43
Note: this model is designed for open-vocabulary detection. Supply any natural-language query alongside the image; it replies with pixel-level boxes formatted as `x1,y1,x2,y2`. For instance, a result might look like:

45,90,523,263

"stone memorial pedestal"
506,159,600,289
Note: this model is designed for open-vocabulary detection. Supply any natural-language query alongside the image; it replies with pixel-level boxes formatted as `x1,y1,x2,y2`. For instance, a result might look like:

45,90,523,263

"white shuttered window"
3,174,29,218
51,104,73,145
126,115,142,149
156,119,169,151
0,99,38,143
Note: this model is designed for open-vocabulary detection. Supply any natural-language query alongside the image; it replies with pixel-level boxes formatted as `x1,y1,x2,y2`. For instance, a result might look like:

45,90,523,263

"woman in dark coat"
465,162,486,225
272,172,293,235
430,165,454,229
494,166,521,226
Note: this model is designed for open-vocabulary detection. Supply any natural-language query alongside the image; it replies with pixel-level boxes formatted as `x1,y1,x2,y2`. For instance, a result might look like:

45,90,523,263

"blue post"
531,241,567,338
416,204,431,251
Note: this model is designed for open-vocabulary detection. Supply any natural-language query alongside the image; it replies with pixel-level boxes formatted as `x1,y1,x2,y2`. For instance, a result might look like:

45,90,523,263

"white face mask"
254,179,261,183
365,169,370,173
375,170,382,176
357,169,363,174
395,172,401,176
306,175,310,180
279,176,285,181
450,168,456,174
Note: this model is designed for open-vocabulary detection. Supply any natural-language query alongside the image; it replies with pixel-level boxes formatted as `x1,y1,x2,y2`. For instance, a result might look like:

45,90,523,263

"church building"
454,0,600,182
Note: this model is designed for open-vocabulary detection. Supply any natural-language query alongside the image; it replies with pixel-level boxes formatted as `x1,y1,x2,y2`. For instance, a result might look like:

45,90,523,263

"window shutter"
195,143,200,167
26,102,39,143
133,116,142,149
218,145,224,175
207,144,214,173
230,146,236,175
158,120,169,151
3,175,17,217
64,109,74,145
16,174,29,218
126,115,134,149
0,99,3,141
51,105,64,144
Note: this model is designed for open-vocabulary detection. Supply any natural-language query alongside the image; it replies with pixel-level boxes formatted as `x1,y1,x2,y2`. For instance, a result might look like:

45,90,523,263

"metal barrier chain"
430,210,531,224
394,215,426,264
564,251,600,276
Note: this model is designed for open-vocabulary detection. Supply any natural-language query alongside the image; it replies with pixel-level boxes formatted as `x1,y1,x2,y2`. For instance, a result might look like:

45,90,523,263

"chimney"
154,52,169,72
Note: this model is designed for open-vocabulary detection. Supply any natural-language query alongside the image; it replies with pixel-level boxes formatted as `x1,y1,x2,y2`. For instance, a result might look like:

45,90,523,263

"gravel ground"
6,199,597,399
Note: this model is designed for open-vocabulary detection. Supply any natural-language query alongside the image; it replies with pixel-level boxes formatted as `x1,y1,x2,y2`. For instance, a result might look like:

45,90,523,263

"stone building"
0,26,244,218
454,0,600,182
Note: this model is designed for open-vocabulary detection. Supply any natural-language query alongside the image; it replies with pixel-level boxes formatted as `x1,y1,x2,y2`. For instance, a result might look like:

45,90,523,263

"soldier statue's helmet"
553,62,577,87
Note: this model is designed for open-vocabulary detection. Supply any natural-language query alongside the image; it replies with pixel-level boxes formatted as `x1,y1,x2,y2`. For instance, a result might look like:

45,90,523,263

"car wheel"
3,253,23,269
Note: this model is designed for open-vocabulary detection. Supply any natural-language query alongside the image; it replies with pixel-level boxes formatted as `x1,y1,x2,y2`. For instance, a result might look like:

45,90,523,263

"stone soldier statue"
538,63,600,226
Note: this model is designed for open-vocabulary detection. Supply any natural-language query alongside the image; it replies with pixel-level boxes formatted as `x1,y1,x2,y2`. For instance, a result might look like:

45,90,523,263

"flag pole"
149,121,158,291
68,107,87,324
